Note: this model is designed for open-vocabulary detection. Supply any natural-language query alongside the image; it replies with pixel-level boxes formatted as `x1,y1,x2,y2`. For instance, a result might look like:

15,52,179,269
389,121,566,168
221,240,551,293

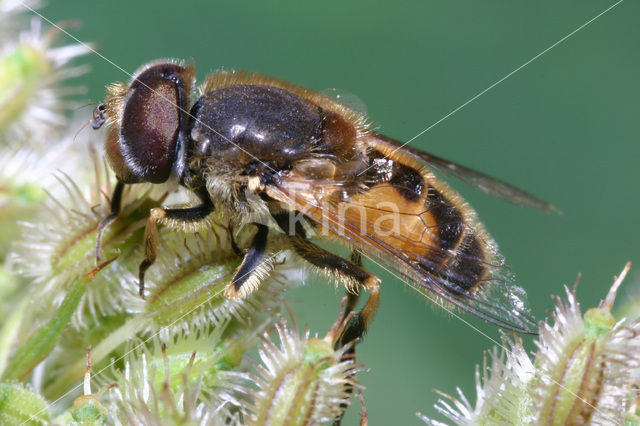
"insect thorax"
187,84,324,170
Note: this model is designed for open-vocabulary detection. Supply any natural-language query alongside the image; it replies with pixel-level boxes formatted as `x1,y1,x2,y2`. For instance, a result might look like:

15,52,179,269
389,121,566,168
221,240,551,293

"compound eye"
118,63,189,183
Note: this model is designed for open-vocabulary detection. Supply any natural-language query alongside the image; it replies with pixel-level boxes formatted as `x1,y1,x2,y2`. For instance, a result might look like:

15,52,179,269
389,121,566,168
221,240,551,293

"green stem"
0,297,29,377
1,257,117,382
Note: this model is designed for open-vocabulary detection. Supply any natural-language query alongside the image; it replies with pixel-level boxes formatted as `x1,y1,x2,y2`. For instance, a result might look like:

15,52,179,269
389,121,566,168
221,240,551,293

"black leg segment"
225,223,270,298
345,250,363,314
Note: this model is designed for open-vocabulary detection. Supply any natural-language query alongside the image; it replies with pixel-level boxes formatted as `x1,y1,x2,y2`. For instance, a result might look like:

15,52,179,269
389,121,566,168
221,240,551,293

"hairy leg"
138,192,214,297
223,223,271,299
289,238,380,346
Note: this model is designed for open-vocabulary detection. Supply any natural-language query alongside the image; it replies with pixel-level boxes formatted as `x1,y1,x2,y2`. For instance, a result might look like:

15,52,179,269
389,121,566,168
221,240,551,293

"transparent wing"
367,133,557,213
267,168,537,334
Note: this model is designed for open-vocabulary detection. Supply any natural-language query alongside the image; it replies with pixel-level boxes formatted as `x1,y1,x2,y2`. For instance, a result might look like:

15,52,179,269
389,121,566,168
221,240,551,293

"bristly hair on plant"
234,301,366,425
0,13,90,145
420,262,640,426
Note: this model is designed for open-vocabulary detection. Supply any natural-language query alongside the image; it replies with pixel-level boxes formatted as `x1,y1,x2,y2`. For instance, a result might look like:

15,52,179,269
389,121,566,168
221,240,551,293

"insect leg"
138,193,214,297
335,250,367,426
223,223,270,299
290,238,380,346
95,180,125,262
345,250,363,314
226,224,243,257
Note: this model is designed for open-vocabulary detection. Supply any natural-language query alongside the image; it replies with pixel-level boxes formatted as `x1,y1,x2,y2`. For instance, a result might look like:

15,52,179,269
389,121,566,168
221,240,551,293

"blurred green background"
39,0,640,423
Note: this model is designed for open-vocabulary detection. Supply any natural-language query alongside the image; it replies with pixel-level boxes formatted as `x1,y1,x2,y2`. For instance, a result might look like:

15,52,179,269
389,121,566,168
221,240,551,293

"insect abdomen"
361,148,491,293
420,184,491,293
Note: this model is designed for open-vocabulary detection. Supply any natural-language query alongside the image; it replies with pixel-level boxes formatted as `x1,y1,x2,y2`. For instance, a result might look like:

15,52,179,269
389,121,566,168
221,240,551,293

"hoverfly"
92,59,552,345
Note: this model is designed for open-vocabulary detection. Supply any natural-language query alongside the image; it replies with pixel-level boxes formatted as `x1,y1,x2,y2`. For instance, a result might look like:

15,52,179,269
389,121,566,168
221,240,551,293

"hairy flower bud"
0,18,90,144
422,263,640,425
242,321,362,425
0,382,50,425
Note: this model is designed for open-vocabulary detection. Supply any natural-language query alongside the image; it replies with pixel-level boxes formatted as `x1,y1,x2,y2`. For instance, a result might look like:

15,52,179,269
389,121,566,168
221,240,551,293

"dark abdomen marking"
390,162,424,201
425,187,464,251
440,234,488,293
363,149,424,201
